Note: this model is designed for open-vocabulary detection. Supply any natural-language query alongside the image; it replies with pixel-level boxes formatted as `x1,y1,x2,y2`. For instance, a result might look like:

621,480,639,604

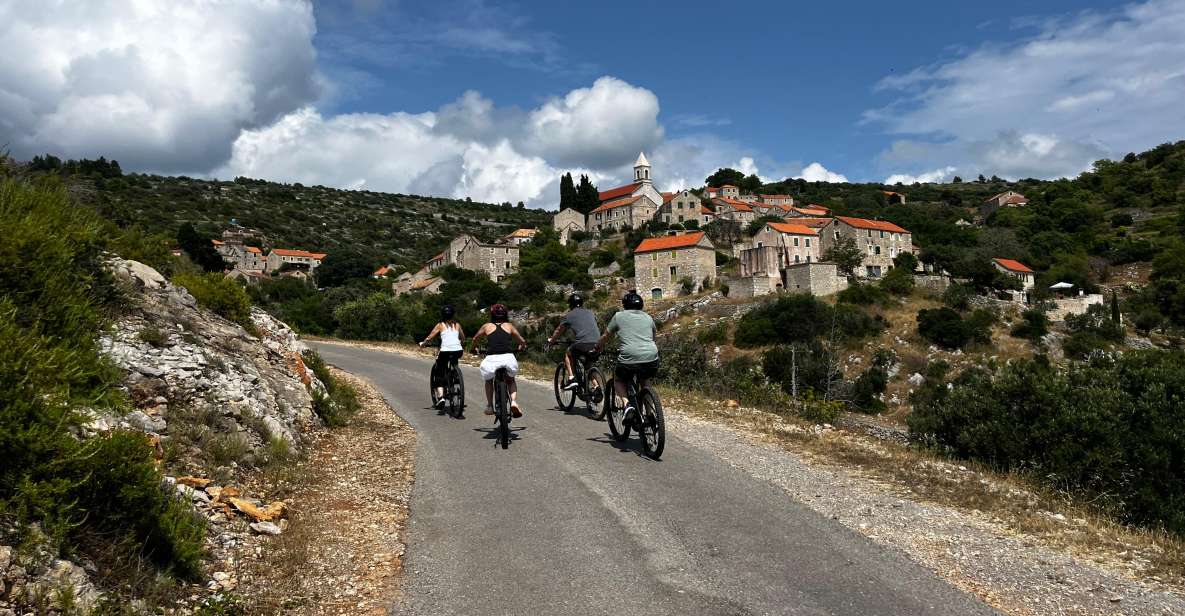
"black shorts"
568,342,598,360
434,350,463,375
615,359,659,384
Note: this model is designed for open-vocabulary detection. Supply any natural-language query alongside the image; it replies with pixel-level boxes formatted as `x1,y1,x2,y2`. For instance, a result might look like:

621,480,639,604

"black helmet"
568,293,584,308
490,303,509,323
622,291,644,310
440,304,455,320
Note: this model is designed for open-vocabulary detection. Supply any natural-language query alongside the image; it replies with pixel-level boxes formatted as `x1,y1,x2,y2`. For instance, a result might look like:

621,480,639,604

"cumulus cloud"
865,0,1185,179
796,162,849,183
884,166,957,185
522,77,663,168
0,0,321,172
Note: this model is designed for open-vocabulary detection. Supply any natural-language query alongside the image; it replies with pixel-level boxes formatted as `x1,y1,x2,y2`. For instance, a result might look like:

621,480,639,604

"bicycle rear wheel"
553,363,575,412
638,388,665,460
450,367,465,417
496,377,510,449
585,367,607,420
429,363,442,408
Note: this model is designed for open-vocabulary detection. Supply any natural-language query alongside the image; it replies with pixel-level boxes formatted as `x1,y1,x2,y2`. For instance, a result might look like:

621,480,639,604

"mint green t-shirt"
606,310,658,364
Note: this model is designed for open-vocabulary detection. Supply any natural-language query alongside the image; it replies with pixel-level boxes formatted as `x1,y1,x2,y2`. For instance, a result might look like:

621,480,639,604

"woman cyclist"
467,303,527,417
419,304,465,410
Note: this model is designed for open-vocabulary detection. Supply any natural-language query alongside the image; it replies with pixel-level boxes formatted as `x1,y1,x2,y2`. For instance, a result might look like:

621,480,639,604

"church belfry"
634,151,651,184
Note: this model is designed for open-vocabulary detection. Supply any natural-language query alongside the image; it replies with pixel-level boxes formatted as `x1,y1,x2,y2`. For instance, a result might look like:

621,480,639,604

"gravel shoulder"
233,367,415,614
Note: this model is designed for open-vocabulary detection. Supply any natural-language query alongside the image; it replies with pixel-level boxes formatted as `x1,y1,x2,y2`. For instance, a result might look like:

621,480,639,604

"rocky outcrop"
95,257,323,454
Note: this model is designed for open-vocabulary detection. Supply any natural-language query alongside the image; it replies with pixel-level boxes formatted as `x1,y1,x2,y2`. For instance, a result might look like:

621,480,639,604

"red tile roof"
993,258,1033,274
661,191,675,204
720,184,736,188
506,228,537,238
211,239,224,246
598,182,641,202
427,252,444,264
806,204,830,211
634,231,708,254
701,206,715,215
373,265,392,277
271,248,327,259
590,195,642,215
790,207,829,216
714,197,753,212
836,216,908,233
410,276,441,290
760,194,794,200
788,217,833,228
767,222,819,236
245,246,263,254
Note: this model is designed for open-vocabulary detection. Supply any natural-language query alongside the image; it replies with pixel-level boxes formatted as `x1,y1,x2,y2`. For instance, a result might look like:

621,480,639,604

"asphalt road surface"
312,342,996,616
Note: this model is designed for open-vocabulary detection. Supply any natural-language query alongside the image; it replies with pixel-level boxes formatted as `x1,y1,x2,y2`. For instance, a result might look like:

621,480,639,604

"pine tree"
177,223,226,272
559,173,576,211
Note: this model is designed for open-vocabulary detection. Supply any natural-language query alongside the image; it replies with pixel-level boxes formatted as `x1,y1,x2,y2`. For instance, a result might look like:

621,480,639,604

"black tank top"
487,323,513,354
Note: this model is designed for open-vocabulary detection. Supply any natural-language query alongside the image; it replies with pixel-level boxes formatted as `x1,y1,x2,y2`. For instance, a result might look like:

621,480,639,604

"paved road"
312,342,996,616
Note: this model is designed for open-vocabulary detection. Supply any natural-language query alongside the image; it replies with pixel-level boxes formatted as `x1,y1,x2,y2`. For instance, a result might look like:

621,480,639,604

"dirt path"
235,368,414,614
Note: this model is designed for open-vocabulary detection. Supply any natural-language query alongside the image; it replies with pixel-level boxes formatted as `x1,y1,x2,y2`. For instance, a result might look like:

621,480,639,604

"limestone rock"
249,521,283,536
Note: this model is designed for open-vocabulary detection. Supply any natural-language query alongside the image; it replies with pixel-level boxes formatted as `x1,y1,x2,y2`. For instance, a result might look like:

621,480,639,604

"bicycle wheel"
585,367,607,420
605,385,630,442
450,367,465,417
496,377,510,449
639,388,665,460
553,363,575,412
429,363,442,408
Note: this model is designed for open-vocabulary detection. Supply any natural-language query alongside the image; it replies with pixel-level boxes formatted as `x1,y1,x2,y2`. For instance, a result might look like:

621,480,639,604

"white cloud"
796,162,849,183
883,166,957,184
0,0,321,172
522,76,663,168
865,0,1185,179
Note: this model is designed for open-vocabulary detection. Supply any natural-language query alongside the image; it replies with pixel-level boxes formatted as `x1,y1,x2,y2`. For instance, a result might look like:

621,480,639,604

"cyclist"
418,304,465,410
467,303,527,417
546,293,600,391
593,291,658,418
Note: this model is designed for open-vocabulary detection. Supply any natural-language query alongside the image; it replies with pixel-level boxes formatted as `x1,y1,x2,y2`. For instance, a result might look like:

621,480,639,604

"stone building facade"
750,222,821,266
659,189,704,225
448,234,519,281
553,208,586,244
633,231,716,299
833,216,913,278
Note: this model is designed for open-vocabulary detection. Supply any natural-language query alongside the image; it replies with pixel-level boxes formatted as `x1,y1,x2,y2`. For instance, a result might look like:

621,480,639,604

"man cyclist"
546,293,600,391
467,303,527,417
594,291,658,418
418,304,465,411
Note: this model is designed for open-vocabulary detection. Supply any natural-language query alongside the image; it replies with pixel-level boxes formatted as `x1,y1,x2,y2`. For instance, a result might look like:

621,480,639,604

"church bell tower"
634,151,651,185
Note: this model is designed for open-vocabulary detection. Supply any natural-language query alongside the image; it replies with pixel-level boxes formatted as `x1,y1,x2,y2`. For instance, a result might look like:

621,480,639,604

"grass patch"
303,349,360,427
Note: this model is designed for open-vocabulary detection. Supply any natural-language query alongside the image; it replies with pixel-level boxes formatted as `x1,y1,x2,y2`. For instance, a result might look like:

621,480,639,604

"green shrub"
302,350,360,427
734,294,884,347
1010,308,1049,342
916,307,990,350
941,283,974,310
908,351,1185,535
878,267,914,296
333,292,409,341
696,322,729,345
139,325,168,348
173,272,253,329
852,364,888,413
837,282,888,306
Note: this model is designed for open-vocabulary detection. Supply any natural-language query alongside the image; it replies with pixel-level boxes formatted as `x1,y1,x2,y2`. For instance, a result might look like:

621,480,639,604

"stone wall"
782,262,848,296
1047,294,1105,322
634,245,716,299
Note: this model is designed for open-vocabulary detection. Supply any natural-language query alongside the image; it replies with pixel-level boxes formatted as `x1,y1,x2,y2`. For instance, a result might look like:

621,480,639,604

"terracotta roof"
246,246,263,254
373,265,392,277
661,192,675,204
767,222,819,236
993,258,1033,274
836,216,908,233
714,197,753,212
427,252,444,264
790,207,829,216
271,248,327,259
701,206,715,215
882,191,905,197
806,204,830,211
985,191,1027,203
1005,195,1029,205
787,217,833,228
410,276,441,290
598,182,641,202
506,228,537,238
211,239,224,246
720,184,736,188
634,231,708,254
590,195,642,214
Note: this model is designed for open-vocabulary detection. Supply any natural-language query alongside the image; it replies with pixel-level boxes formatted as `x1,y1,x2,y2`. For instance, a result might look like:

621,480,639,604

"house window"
757,241,764,248
834,231,840,239
793,237,799,247
880,231,885,238
652,253,657,261
490,259,495,269
669,265,677,282
504,261,511,269
867,230,872,237
805,238,811,247
806,255,812,263
874,246,881,255
794,254,800,263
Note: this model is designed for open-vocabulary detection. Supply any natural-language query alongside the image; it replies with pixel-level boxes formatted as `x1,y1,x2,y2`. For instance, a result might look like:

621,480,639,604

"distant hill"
48,166,551,271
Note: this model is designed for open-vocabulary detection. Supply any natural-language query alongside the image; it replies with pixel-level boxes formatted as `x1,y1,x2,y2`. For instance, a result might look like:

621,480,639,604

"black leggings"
433,351,463,386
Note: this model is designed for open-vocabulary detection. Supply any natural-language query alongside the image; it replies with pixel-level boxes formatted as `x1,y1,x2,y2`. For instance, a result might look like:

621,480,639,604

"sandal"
510,402,522,418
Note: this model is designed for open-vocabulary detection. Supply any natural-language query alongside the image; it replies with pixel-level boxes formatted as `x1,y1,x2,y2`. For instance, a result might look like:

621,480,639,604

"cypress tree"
559,173,576,211
576,175,599,215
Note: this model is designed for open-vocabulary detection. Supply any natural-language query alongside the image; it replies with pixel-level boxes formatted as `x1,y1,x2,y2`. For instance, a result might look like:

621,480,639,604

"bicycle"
429,353,465,418
606,369,665,459
549,344,606,419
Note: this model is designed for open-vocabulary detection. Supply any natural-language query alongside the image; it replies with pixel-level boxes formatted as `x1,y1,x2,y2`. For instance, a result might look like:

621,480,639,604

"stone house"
447,234,519,281
700,205,717,226
552,208,586,244
732,246,847,298
659,189,704,225
266,248,327,274
712,197,756,224
832,216,913,278
992,258,1035,291
750,221,821,266
704,185,740,200
633,231,717,299
981,191,1029,218
785,205,830,218
589,195,661,233
759,194,795,206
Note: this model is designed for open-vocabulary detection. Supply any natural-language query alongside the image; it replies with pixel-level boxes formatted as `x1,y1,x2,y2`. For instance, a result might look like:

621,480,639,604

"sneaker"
622,405,636,421
562,380,580,391
434,398,446,409
484,406,494,416
510,402,522,418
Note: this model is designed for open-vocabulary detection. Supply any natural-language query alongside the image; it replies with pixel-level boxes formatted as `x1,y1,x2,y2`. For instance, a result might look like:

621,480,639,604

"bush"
852,364,887,413
916,307,990,350
302,350,360,427
1010,308,1049,341
908,351,1185,535
879,267,914,295
941,283,974,310
333,292,409,341
734,294,884,347
174,272,253,329
0,176,205,579
837,282,888,306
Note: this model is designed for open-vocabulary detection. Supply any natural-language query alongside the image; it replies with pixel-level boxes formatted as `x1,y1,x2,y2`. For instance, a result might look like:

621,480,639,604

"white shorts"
479,353,519,381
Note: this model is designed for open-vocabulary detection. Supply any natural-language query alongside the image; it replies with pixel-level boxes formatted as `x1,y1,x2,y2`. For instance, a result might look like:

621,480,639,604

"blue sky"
3,0,1184,207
